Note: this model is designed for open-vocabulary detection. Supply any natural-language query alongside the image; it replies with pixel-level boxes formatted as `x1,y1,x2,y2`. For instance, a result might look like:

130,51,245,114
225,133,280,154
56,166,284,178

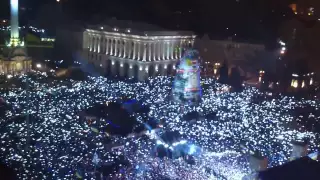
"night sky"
0,0,297,45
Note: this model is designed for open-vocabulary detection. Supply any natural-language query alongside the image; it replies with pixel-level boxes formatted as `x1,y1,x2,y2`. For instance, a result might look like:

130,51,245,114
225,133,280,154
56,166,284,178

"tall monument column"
9,0,22,47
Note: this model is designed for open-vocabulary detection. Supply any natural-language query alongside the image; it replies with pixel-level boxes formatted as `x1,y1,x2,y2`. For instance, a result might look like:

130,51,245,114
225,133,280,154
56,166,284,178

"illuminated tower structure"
8,0,23,47
173,49,202,104
0,0,31,74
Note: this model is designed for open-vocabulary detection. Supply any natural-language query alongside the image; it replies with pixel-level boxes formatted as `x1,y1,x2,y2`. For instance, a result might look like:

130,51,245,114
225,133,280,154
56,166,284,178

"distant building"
82,19,196,80
0,48,32,75
194,34,266,78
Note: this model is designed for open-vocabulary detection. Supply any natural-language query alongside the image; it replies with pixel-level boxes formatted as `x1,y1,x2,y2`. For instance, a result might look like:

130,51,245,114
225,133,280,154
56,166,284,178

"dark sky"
0,0,296,44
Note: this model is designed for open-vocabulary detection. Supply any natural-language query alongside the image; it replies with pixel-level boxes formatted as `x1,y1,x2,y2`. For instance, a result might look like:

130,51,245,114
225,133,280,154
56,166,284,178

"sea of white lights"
0,73,319,179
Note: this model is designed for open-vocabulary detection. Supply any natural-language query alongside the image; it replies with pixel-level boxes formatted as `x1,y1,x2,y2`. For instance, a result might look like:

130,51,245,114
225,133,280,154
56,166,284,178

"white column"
110,39,114,55
89,35,93,51
153,42,156,61
119,39,123,57
137,42,141,60
93,36,97,52
87,34,91,49
122,40,125,57
162,41,165,60
148,42,152,61
166,42,170,60
143,43,147,61
128,40,132,59
133,41,136,59
124,40,127,58
158,41,161,60
115,39,118,57
170,41,174,59
174,40,178,59
106,37,109,54
10,0,19,43
97,36,101,53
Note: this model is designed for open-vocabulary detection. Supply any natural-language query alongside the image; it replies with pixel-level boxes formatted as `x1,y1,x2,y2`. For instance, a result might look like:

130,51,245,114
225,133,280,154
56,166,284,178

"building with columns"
82,21,195,80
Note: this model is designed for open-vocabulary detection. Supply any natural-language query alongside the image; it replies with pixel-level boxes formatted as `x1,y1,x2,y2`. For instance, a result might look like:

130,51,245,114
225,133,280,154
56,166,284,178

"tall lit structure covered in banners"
173,49,202,104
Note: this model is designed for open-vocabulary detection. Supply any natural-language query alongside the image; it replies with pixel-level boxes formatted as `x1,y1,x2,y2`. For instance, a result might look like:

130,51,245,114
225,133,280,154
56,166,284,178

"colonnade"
87,34,194,61
0,60,32,75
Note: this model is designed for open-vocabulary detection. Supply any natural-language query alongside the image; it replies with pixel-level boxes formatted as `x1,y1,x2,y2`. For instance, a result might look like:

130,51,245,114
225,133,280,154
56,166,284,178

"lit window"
291,79,298,88
310,78,313,85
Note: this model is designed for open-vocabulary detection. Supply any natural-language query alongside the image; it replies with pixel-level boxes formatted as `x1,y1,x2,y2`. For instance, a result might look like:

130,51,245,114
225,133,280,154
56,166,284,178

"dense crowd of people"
0,73,319,179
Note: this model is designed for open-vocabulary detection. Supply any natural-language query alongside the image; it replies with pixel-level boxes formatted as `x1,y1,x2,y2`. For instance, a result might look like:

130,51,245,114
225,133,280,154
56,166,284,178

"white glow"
279,40,286,46
36,63,42,68
291,79,298,88
11,0,18,10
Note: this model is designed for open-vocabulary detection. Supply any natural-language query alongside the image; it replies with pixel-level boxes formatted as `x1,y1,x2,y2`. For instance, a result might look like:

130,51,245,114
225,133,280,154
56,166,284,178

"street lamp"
36,63,42,69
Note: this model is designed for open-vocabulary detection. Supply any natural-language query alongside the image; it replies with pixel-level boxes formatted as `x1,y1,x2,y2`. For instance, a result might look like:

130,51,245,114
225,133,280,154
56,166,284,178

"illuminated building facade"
83,21,195,81
0,56,32,75
290,72,314,89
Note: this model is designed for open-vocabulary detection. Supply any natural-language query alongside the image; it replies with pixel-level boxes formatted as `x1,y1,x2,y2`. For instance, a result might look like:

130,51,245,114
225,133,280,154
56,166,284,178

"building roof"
87,18,195,37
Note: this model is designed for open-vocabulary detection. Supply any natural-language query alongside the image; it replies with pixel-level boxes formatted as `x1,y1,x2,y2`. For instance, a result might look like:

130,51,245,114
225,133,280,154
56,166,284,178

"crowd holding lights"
0,72,319,179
